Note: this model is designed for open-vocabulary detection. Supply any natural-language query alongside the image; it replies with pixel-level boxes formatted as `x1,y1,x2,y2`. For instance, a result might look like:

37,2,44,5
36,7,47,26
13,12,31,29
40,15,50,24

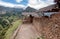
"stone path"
15,24,39,39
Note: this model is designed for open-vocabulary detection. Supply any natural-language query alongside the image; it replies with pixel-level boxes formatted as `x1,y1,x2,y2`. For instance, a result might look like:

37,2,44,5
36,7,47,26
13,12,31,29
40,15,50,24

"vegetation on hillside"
0,12,22,39
4,20,22,39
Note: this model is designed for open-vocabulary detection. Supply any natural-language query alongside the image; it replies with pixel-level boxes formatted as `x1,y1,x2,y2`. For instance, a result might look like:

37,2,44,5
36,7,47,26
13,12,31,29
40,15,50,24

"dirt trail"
15,24,39,39
11,13,60,39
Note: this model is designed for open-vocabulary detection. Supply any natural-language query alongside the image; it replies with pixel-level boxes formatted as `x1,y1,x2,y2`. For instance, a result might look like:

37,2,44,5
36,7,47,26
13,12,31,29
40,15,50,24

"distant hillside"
0,6,23,14
23,6,37,12
0,6,38,14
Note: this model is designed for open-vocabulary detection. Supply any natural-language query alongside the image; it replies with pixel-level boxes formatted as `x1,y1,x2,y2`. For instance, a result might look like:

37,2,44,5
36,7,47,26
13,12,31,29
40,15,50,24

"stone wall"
33,13,60,39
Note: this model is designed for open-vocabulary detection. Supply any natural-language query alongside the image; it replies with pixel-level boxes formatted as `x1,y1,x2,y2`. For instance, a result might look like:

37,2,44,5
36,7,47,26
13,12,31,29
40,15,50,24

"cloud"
28,0,55,10
0,1,14,7
16,0,23,3
0,0,55,10
0,1,26,9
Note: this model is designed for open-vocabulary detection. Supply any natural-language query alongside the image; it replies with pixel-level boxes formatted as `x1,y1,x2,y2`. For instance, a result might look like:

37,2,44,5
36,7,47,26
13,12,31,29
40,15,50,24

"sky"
0,0,55,10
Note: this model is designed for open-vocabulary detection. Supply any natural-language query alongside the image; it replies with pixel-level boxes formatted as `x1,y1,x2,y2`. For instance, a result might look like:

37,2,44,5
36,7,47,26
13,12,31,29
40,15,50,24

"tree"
54,0,60,8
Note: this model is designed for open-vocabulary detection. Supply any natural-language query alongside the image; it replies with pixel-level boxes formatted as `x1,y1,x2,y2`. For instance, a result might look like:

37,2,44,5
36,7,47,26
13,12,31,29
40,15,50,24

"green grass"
4,20,22,39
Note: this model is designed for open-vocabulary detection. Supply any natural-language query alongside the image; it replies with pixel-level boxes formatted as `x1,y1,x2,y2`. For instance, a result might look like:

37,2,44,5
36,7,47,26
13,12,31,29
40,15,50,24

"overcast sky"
0,0,55,9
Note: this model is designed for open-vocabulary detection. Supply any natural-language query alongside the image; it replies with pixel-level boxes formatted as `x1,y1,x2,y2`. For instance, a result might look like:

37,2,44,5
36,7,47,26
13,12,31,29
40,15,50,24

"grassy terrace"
4,20,22,39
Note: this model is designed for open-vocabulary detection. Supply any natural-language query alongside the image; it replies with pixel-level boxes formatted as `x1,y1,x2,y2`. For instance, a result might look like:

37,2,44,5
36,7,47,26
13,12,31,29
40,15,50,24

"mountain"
23,6,37,12
0,6,38,14
0,6,24,14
